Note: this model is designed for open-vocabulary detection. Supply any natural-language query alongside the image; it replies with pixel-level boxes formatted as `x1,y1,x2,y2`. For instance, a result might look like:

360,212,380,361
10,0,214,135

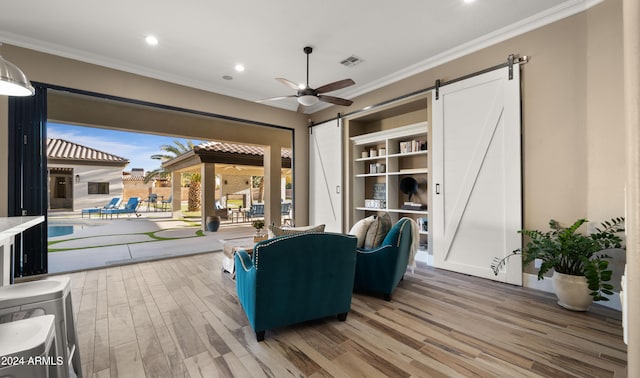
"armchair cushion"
348,216,376,248
363,213,392,249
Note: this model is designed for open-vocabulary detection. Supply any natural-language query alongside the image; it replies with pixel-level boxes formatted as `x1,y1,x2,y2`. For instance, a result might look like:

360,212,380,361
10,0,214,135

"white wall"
50,164,124,211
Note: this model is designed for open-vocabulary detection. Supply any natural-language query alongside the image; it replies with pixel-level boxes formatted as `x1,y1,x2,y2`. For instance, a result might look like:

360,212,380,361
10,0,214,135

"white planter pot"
552,271,593,311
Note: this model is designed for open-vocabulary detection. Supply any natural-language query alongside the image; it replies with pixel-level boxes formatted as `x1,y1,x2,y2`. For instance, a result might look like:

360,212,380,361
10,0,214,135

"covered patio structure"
162,141,292,230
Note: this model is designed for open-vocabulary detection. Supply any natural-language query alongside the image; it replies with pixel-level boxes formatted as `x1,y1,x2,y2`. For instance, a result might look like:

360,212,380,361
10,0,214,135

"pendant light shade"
0,54,35,97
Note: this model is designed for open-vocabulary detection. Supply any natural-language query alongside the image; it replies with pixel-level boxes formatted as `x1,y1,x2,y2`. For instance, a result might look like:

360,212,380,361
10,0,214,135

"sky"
47,122,202,173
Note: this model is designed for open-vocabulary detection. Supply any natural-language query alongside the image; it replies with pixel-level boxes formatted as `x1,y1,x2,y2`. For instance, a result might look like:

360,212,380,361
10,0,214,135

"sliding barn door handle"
436,183,441,195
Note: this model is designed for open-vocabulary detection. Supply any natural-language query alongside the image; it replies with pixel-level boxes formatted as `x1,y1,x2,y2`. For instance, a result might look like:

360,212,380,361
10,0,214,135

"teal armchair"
235,232,357,341
353,218,414,301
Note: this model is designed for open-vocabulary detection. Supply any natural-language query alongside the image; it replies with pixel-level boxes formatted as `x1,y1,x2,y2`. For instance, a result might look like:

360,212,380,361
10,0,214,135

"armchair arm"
354,244,402,294
236,249,254,272
235,250,257,325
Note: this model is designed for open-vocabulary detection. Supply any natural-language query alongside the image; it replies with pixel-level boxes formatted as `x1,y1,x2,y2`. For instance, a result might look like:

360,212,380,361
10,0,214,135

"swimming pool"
48,224,83,238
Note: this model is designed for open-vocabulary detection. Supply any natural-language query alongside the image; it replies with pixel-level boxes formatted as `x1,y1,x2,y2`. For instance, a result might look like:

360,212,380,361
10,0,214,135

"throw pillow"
348,216,376,248
269,224,325,237
363,213,392,249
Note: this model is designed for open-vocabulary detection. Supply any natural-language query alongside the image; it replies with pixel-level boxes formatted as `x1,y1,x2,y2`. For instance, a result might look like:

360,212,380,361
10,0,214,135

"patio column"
171,171,181,219
264,143,282,227
201,162,216,231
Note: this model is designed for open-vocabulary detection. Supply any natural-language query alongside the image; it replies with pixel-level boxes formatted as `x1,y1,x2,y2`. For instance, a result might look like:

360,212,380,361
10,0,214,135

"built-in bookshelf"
351,121,429,236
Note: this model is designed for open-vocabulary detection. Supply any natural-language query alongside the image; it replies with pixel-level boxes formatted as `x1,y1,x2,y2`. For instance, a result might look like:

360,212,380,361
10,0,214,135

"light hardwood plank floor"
65,252,626,377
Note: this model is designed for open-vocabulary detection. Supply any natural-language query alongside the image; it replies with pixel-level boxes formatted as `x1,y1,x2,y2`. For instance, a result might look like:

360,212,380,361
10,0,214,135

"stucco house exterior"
47,138,129,211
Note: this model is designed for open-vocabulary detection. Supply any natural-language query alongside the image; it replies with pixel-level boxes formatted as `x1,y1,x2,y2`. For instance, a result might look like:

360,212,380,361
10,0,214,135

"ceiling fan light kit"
257,46,355,109
298,94,319,106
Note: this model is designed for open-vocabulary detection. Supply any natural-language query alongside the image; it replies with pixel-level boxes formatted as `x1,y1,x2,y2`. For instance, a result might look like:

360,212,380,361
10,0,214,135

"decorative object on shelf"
373,183,386,200
370,149,377,157
417,217,428,232
364,199,386,209
399,177,419,201
361,151,369,158
378,148,386,156
490,217,625,311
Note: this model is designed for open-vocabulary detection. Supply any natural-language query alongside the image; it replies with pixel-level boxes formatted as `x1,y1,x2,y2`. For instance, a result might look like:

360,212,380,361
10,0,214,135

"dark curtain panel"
8,84,48,277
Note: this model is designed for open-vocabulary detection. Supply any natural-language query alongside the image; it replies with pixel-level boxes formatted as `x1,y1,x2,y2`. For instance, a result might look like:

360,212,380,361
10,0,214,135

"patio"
47,210,254,274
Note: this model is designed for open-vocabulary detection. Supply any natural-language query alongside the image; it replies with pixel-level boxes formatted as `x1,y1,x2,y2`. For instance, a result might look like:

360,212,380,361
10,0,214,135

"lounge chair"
101,197,141,219
81,197,120,218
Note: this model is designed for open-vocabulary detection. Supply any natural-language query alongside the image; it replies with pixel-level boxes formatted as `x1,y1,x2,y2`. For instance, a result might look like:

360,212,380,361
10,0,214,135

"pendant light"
0,45,35,97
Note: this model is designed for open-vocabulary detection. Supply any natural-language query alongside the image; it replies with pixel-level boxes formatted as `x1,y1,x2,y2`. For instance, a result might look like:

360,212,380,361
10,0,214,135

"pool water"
48,225,78,238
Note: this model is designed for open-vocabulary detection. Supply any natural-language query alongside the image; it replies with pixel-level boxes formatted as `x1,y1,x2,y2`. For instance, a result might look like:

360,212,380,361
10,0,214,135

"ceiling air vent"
340,55,364,67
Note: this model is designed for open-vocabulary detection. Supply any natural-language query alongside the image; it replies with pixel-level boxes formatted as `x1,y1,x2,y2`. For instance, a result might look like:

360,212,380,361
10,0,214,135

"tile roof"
194,141,291,158
47,138,129,164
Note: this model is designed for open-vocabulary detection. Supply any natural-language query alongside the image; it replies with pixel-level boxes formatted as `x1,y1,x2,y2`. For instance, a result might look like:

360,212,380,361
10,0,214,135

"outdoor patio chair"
160,194,172,211
281,202,292,225
101,197,141,219
247,203,264,220
145,193,158,211
81,197,120,218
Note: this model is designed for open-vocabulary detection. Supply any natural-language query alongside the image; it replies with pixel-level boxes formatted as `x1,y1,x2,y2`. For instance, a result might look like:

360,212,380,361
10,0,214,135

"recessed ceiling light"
464,0,475,3
234,64,245,72
145,35,158,45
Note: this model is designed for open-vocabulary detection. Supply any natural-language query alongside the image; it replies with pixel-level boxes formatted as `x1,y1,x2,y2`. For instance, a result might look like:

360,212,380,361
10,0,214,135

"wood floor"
66,251,627,377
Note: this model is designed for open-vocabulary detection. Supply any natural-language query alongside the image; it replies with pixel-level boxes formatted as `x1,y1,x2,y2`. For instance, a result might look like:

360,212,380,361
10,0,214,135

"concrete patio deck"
47,211,254,274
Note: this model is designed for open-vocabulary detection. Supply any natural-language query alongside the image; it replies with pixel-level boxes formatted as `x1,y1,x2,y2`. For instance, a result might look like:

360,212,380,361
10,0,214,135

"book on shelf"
401,201,427,210
373,183,386,200
399,140,427,153
399,168,427,174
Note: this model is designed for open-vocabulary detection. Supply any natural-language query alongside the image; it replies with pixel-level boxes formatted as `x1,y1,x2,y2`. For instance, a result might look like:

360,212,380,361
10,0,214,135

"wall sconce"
75,174,80,183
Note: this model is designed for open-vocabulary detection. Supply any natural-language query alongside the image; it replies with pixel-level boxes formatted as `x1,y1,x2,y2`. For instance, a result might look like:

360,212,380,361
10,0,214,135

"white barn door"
309,118,343,232
432,66,522,285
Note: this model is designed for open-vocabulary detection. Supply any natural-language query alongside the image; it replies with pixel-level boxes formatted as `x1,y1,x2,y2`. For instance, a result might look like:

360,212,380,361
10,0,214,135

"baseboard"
523,273,621,311
415,250,432,265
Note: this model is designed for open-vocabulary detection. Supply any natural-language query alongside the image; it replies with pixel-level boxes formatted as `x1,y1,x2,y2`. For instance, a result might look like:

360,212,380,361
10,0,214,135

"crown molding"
307,0,604,114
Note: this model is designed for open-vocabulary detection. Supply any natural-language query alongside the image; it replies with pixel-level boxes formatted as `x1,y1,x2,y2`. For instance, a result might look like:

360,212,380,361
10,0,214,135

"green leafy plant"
491,217,625,301
252,219,265,230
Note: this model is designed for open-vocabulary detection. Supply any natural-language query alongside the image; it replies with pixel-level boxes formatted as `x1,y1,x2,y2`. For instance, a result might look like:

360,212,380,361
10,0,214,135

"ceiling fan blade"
318,95,353,106
255,95,296,103
315,78,355,94
276,78,301,90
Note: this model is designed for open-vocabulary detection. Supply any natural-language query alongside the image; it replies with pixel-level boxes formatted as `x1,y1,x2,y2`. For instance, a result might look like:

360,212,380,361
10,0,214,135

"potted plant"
491,217,624,311
252,219,266,242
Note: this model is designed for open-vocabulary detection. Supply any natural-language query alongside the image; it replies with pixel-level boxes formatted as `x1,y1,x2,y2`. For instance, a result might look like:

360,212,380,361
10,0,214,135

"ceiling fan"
257,46,355,110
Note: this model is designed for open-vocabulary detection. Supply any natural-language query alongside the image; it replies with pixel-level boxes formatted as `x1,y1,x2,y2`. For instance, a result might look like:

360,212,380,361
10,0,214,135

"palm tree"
144,140,195,184
187,173,201,212
145,140,202,211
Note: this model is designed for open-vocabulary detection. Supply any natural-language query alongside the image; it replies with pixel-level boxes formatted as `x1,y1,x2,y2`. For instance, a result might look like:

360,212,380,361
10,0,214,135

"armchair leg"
256,331,265,342
383,293,392,301
337,312,348,321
